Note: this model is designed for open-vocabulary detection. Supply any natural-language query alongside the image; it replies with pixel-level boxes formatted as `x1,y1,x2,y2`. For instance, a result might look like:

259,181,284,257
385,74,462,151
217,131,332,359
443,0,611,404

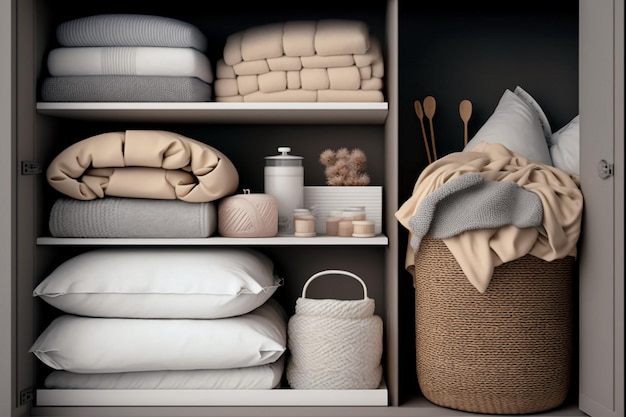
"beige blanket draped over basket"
396,142,583,414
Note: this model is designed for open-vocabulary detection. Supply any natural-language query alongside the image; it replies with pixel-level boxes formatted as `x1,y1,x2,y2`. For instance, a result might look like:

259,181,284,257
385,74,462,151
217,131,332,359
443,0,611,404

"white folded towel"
47,47,214,83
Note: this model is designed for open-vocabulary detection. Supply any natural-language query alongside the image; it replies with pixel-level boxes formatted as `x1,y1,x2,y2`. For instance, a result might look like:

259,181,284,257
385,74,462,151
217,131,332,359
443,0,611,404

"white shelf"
36,235,389,246
36,102,389,124
35,384,389,406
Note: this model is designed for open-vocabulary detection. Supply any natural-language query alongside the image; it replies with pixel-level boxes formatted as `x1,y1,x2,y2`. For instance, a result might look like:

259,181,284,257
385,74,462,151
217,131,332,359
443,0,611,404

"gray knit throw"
408,173,543,251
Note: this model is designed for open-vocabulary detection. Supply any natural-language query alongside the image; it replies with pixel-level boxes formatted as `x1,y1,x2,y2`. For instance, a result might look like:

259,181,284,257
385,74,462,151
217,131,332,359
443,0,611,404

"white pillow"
44,356,285,389
514,85,552,142
464,89,553,165
30,299,287,373
550,115,580,176
33,247,283,319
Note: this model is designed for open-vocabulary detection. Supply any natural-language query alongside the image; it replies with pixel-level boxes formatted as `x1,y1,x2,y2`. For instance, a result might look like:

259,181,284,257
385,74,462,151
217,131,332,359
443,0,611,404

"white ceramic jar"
264,147,304,235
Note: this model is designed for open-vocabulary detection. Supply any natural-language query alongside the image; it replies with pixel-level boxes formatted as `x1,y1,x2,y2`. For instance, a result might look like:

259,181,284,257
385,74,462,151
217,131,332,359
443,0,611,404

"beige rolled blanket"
47,130,239,202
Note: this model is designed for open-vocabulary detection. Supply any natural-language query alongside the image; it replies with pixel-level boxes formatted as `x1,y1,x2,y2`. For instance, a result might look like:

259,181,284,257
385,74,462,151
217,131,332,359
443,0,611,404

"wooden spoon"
423,96,437,160
414,100,432,164
459,99,473,146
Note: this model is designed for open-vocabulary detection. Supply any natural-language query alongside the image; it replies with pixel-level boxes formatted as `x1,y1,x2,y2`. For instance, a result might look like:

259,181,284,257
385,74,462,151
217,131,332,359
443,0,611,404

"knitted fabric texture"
49,197,216,238
408,172,543,252
286,297,383,389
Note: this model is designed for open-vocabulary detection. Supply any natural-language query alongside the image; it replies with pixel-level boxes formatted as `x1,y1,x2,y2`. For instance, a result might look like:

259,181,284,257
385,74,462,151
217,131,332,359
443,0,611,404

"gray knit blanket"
41,76,213,102
49,197,217,238
56,14,208,52
408,173,543,251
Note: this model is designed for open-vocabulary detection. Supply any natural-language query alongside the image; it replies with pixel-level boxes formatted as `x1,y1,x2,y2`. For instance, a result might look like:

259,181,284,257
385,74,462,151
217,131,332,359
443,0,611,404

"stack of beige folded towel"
214,19,384,102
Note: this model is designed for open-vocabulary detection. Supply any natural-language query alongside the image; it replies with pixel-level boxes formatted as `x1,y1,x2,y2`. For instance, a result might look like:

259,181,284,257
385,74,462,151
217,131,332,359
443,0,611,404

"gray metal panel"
0,0,16,416
579,1,624,416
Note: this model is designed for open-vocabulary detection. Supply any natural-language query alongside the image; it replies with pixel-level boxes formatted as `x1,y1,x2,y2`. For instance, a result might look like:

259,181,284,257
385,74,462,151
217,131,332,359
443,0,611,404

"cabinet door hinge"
19,387,35,405
21,161,42,175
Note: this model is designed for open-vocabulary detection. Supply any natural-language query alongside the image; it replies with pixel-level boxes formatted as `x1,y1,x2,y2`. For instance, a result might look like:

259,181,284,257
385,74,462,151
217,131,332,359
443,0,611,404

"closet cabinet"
1,1,623,417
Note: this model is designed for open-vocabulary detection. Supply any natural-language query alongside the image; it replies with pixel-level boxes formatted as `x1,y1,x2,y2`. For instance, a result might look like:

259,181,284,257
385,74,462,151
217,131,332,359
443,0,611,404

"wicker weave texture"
412,236,574,414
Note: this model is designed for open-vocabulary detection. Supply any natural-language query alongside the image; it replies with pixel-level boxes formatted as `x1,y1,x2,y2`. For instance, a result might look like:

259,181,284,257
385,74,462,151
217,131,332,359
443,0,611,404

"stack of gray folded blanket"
40,14,214,102
214,19,384,102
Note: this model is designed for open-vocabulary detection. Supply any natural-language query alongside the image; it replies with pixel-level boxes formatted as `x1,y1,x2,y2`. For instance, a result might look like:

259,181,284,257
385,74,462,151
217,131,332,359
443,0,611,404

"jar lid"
341,210,363,218
265,146,303,166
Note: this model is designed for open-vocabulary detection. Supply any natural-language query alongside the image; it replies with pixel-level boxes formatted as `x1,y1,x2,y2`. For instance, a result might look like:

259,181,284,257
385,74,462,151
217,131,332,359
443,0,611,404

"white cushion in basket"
29,299,287,373
33,247,282,319
550,115,580,176
464,88,552,165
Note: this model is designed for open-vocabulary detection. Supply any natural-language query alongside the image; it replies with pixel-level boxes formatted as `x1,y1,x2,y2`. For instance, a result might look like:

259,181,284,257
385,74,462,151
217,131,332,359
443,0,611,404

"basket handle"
301,269,368,299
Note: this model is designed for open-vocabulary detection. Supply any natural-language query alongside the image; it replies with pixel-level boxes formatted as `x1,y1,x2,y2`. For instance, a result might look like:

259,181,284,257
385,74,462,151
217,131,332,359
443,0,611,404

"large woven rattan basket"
412,236,574,414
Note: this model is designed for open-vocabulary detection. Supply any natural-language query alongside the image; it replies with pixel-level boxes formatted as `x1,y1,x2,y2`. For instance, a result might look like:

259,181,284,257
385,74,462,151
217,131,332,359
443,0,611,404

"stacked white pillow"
30,247,287,389
464,86,579,176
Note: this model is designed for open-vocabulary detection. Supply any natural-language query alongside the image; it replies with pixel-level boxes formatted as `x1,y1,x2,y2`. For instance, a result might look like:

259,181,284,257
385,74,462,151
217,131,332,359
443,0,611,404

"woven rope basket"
286,270,383,390
412,236,574,414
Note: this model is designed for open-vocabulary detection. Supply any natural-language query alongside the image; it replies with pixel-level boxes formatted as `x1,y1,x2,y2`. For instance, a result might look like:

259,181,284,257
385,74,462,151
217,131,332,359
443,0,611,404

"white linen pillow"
33,247,282,319
550,115,580,176
29,299,287,373
514,85,552,142
464,89,553,165
44,356,285,389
